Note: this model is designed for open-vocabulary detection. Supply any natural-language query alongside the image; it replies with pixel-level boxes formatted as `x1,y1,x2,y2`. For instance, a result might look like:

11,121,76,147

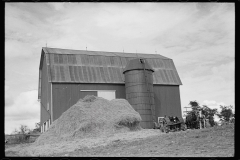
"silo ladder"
140,59,155,125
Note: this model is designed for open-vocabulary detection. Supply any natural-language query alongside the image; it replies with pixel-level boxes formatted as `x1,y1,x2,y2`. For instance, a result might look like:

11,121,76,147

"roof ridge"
42,47,171,59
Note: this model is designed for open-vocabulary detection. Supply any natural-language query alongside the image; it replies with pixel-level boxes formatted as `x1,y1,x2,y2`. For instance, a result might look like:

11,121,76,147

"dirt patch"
66,123,235,157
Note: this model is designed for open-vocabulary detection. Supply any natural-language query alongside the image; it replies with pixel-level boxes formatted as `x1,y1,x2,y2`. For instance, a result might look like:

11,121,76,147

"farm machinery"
154,116,187,133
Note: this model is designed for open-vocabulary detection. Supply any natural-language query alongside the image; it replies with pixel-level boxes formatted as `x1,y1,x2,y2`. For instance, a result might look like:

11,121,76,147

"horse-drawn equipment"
154,116,186,133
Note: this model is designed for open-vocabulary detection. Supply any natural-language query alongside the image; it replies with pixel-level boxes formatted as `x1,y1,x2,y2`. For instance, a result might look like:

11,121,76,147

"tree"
200,105,218,127
12,125,30,134
19,125,30,134
186,101,218,128
35,122,40,129
185,101,201,129
187,100,201,118
12,128,19,134
34,122,41,132
200,105,218,118
10,125,30,143
189,100,201,112
217,105,234,122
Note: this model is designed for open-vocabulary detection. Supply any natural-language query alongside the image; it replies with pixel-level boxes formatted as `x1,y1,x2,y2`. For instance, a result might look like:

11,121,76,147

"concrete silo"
123,58,155,129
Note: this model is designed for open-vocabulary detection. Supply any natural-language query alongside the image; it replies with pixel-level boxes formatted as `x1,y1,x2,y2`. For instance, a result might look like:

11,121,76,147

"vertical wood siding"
153,85,182,121
52,83,126,121
49,84,182,128
40,55,52,126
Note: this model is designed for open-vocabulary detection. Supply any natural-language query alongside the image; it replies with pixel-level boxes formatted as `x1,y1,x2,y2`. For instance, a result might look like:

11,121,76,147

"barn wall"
52,83,126,121
153,85,182,120
51,83,182,124
40,55,51,126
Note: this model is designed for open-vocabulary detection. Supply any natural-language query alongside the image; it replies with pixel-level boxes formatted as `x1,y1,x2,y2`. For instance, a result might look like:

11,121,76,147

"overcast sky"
5,2,234,134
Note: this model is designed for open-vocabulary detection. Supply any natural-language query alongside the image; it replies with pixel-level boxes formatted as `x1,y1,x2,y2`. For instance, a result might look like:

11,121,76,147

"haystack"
35,95,142,145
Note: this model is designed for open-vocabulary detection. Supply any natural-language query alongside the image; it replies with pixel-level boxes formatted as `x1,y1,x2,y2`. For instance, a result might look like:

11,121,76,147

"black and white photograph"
5,2,234,157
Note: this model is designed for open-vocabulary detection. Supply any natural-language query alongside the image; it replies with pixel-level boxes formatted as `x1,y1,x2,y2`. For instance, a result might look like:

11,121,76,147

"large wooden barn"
38,47,182,132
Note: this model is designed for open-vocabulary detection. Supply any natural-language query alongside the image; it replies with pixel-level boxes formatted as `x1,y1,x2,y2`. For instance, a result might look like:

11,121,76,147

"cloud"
6,3,55,23
5,40,34,58
93,3,192,39
202,100,230,122
153,3,234,57
5,85,10,92
5,85,14,107
5,90,40,134
50,3,65,11
202,100,225,112
5,3,62,58
5,96,14,107
180,63,234,112
40,3,195,52
211,61,234,81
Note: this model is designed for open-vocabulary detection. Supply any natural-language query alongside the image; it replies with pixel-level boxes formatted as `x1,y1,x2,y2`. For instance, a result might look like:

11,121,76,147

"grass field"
5,123,234,157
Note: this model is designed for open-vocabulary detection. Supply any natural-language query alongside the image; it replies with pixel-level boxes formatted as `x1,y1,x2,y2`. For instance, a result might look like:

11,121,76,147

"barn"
38,47,182,132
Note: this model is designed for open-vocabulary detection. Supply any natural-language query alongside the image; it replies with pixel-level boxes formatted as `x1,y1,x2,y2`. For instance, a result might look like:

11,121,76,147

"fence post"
199,111,202,129
203,116,206,128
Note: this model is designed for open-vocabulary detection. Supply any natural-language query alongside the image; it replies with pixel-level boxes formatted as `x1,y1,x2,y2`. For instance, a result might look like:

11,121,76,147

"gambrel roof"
39,47,182,85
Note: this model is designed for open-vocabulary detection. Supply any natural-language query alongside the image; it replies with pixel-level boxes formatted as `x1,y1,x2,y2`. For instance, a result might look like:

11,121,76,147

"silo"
123,58,155,129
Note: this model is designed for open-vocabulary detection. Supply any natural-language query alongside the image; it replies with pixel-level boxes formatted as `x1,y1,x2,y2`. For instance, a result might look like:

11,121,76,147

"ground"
5,123,234,157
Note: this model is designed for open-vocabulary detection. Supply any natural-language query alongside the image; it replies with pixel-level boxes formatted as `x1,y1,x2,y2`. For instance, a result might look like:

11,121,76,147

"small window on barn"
80,90,116,100
97,90,116,100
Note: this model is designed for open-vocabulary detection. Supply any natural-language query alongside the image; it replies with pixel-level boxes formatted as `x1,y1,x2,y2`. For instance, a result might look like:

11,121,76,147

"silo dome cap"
123,58,154,73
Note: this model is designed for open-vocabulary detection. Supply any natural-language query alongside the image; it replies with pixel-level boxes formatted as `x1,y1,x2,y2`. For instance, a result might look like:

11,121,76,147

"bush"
9,124,31,144
217,105,234,122
208,116,215,127
7,134,30,144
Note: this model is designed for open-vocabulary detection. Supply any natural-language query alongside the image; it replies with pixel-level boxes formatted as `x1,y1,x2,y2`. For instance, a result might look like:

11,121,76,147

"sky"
5,2,234,134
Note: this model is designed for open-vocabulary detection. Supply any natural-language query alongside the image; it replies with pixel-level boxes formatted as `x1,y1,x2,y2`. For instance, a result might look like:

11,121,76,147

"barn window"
97,90,115,100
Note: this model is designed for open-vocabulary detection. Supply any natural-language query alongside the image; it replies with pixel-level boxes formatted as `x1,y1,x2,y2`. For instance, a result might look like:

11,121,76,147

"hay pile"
35,95,142,145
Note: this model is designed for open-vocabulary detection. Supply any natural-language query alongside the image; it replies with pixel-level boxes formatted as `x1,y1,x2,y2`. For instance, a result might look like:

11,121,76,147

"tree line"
8,101,234,138
185,100,235,127
11,122,40,135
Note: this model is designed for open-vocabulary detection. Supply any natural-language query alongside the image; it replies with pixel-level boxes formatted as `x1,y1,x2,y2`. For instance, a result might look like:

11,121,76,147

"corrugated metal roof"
42,47,170,59
123,59,154,73
42,47,182,85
